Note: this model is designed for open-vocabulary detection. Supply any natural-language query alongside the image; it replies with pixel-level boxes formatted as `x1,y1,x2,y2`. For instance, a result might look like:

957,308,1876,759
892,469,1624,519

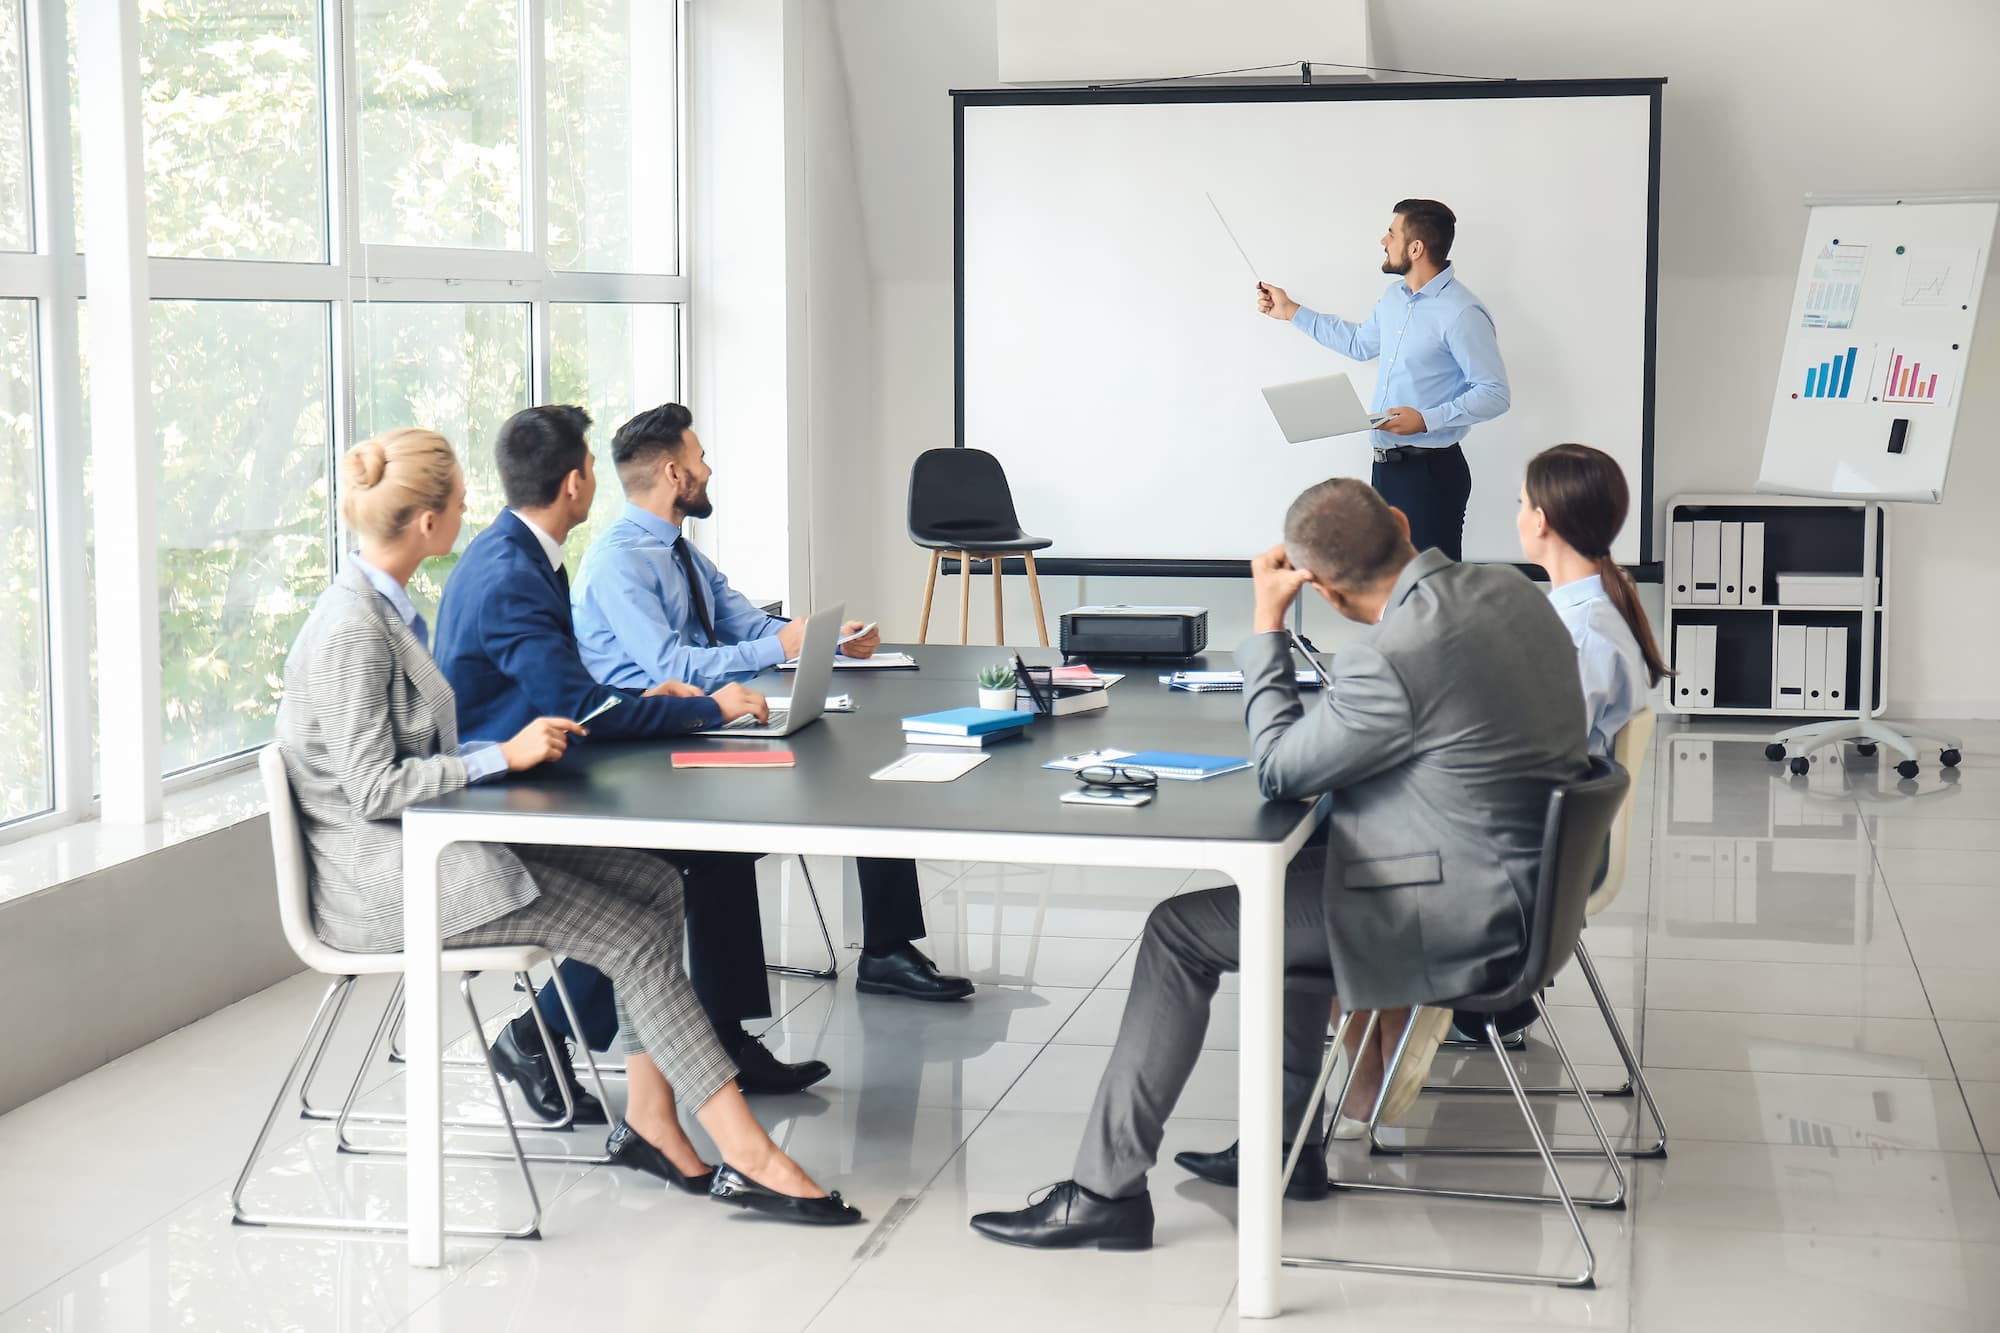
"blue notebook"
1118,751,1251,781
902,706,1037,736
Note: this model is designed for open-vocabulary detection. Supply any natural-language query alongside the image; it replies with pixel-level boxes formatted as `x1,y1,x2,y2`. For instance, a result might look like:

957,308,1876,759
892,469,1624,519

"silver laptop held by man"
711,602,844,737
1260,372,1390,443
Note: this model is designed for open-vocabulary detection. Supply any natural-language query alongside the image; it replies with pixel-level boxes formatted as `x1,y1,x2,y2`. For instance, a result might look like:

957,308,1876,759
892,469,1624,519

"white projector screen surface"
958,87,1658,566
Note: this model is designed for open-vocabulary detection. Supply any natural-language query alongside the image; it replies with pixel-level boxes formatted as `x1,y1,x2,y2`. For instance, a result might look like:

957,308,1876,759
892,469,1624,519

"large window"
4,0,686,831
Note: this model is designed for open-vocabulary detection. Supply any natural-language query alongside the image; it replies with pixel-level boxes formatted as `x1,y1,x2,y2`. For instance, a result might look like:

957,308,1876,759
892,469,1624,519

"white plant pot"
977,687,1016,712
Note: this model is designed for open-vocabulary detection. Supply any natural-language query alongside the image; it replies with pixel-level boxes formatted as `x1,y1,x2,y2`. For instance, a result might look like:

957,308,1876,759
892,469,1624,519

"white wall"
808,0,2000,714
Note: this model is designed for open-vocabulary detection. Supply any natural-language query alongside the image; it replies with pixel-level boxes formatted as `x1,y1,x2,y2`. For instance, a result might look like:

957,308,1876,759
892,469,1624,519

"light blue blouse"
1548,575,1649,759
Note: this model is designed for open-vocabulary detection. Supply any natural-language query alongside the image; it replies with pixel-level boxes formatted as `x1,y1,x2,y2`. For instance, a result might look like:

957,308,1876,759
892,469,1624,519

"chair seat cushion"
293,939,553,977
911,530,1053,552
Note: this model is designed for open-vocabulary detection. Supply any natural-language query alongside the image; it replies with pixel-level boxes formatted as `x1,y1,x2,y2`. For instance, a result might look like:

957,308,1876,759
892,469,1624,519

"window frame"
0,0,689,842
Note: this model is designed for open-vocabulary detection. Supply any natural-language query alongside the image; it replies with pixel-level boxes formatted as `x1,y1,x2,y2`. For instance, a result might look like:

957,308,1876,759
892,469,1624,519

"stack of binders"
1671,519,1765,606
1671,625,1718,711
901,706,1036,749
1773,626,1849,713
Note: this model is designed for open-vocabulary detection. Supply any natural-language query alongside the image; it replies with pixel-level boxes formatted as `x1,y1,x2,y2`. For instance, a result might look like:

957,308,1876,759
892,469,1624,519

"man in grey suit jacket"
971,478,1587,1252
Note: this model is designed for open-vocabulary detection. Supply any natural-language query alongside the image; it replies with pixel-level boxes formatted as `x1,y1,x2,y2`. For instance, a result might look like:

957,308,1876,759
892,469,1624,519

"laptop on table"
707,602,844,737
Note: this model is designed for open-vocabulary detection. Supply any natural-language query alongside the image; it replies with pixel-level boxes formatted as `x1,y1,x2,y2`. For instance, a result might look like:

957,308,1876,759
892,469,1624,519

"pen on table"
836,621,878,648
576,694,623,727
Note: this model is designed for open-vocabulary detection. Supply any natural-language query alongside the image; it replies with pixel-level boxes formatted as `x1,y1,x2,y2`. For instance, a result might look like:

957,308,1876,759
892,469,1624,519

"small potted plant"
977,663,1017,711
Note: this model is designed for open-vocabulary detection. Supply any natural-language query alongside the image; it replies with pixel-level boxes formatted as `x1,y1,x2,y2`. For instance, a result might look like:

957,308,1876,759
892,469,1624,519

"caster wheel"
1896,760,1920,780
1765,744,1787,762
1940,749,1962,769
1854,743,1877,758
1788,756,1810,776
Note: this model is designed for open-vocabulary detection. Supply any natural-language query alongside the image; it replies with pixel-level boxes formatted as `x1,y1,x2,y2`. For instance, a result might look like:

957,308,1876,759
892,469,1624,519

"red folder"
671,751,796,769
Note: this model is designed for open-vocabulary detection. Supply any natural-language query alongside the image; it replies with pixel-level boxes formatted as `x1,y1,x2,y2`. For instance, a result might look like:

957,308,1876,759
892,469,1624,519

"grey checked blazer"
1238,548,1588,1010
275,564,539,953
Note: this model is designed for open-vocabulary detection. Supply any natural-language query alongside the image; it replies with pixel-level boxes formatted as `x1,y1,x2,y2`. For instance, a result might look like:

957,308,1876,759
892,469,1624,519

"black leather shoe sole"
733,1051,833,1096
605,1122,714,1196
968,1218,1153,1251
709,1165,861,1226
854,975,976,1002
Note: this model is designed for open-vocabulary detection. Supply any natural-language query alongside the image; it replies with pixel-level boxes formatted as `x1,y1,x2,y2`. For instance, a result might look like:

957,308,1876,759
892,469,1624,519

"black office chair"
907,447,1052,645
1281,756,1631,1290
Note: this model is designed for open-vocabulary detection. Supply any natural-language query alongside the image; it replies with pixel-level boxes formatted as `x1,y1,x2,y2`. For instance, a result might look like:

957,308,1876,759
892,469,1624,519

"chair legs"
992,552,1005,644
766,856,841,980
1022,550,1049,646
957,550,972,644
916,550,941,645
1279,1003,1620,1290
230,975,542,1239
1395,942,1668,1159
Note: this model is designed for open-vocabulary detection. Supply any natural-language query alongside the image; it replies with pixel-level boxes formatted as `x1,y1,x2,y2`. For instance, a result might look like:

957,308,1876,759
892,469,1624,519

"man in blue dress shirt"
573,402,974,1004
1257,199,1510,561
435,405,838,1117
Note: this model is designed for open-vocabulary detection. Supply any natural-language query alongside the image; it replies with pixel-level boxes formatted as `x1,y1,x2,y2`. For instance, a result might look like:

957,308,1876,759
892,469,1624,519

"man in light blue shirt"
1257,199,1509,561
573,402,975,1004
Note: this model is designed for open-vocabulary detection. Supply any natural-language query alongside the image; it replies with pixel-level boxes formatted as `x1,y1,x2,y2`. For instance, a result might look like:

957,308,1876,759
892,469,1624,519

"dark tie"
673,536,717,646
557,564,570,596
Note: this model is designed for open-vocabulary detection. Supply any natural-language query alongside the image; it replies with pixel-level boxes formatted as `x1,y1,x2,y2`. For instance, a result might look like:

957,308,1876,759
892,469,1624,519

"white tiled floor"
4,722,1999,1329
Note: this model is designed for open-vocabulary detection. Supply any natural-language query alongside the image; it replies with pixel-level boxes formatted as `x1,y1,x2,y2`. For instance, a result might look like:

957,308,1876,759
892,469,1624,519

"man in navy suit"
435,406,834,1143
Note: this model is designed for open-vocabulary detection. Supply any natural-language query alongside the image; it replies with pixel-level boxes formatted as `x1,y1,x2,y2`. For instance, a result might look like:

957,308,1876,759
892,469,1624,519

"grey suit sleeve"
314,618,469,821
1237,630,1417,802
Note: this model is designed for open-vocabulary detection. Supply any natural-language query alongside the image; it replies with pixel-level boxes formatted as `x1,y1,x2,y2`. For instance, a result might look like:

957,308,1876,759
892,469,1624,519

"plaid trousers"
446,844,737,1106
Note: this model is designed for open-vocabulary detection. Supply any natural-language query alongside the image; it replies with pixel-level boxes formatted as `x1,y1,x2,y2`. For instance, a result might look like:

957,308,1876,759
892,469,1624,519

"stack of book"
1017,666,1124,717
902,707,1036,749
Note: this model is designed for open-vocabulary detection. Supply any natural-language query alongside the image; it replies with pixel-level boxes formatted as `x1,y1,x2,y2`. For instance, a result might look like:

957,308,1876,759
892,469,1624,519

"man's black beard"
1381,253,1412,276
682,491,714,520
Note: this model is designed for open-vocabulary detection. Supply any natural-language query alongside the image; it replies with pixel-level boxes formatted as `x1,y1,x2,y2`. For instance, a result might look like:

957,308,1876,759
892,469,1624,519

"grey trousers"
445,844,738,1108
1073,845,1338,1199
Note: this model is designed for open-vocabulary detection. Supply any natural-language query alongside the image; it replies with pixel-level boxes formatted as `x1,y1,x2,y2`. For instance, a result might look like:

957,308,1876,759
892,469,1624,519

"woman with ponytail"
1517,443,1669,757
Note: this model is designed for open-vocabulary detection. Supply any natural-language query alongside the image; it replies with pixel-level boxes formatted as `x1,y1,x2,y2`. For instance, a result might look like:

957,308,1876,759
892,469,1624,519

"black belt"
1373,444,1439,463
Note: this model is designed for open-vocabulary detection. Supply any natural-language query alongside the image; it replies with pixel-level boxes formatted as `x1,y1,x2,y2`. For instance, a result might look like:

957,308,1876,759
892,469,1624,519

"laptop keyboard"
721,709,789,731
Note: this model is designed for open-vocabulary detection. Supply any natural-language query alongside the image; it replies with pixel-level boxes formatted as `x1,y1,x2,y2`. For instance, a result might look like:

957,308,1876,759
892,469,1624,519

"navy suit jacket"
434,510,723,743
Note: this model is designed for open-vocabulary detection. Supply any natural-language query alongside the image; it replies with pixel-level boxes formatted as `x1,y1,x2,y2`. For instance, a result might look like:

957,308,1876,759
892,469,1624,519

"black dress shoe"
488,1017,606,1126
605,1121,714,1195
709,1164,862,1226
731,1034,832,1095
855,943,975,1001
1173,1141,1328,1202
970,1180,1153,1251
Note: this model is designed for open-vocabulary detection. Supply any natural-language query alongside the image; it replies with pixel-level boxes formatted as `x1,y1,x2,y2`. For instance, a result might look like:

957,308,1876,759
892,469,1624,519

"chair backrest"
260,744,349,972
1454,755,1629,1012
1588,708,1655,916
907,447,1026,542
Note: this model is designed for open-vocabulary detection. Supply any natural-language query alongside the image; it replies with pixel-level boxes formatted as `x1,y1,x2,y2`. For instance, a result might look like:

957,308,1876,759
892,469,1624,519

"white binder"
1823,626,1849,713
1691,520,1721,604
1804,627,1828,711
1775,624,1808,710
1720,522,1743,605
1695,624,1718,709
1670,521,1694,603
1741,522,1766,605
1673,624,1701,709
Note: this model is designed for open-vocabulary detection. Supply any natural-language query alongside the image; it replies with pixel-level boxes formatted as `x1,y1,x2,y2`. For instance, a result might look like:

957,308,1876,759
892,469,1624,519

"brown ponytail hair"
1524,443,1671,687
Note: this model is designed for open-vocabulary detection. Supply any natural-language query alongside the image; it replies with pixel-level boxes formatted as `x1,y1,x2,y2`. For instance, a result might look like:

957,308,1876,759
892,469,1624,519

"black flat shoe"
731,1034,833,1096
855,944,975,1002
605,1121,714,1195
1173,1141,1329,1202
708,1164,861,1226
488,1017,606,1126
970,1181,1154,1251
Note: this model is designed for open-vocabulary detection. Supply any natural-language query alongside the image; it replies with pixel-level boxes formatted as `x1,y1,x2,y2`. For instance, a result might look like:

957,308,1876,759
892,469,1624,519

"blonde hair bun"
338,428,459,540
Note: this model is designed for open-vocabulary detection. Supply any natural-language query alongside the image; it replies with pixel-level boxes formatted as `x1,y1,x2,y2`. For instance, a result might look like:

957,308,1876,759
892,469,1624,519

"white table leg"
402,817,446,1267
1235,845,1286,1319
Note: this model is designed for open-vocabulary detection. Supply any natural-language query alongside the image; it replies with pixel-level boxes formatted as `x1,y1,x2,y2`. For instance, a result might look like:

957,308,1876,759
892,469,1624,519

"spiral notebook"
1117,751,1250,781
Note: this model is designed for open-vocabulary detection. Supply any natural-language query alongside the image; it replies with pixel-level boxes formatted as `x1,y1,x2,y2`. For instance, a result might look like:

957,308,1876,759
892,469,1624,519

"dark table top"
411,644,1321,846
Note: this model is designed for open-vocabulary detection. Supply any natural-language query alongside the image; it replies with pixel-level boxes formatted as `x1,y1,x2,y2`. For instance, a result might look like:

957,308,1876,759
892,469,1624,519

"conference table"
399,644,1327,1319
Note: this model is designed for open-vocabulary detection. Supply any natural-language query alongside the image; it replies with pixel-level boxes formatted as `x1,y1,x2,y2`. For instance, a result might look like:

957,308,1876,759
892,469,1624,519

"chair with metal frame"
1280,756,1631,1290
231,746,602,1237
1399,709,1667,1159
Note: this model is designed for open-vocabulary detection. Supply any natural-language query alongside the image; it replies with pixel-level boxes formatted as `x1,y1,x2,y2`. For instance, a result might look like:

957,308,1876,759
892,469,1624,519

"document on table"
869,752,991,783
766,694,854,712
780,652,918,671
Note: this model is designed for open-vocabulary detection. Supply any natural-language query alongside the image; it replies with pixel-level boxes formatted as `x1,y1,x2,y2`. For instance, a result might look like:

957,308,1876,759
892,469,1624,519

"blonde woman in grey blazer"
277,428,858,1226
